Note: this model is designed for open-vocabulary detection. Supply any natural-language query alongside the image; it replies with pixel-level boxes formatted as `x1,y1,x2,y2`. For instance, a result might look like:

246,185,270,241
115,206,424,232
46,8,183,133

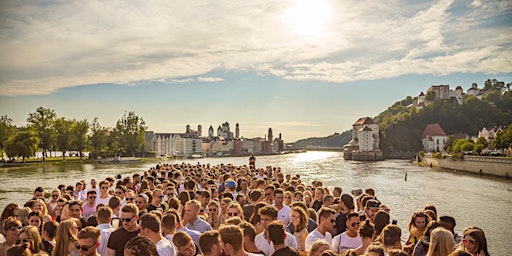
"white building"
421,123,448,152
352,117,380,152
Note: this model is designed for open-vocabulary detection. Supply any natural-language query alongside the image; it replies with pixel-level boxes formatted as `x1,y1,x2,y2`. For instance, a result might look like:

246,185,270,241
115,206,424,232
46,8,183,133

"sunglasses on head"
75,243,95,251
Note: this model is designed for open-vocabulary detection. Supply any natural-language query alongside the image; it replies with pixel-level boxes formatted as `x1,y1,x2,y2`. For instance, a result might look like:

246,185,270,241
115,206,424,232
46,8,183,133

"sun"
283,0,333,36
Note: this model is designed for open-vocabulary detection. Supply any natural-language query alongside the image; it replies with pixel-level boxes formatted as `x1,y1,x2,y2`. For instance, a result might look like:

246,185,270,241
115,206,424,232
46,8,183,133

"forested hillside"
292,130,351,148
375,89,512,152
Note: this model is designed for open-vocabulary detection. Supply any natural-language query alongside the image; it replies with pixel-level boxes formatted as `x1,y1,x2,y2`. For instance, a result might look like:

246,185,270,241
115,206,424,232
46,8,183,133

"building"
343,117,383,161
427,85,450,99
421,123,448,152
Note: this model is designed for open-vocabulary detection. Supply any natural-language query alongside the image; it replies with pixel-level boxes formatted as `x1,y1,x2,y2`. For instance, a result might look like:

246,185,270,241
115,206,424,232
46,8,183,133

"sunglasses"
101,187,109,189
463,239,475,245
265,193,271,196
126,198,134,201
228,212,239,217
330,219,336,223
285,196,291,199
16,238,30,245
209,208,218,212
351,222,359,227
158,195,165,199
88,196,96,199
75,243,95,251
121,216,135,222
166,194,173,197
52,194,59,198
135,201,144,204
9,226,22,232
115,191,122,194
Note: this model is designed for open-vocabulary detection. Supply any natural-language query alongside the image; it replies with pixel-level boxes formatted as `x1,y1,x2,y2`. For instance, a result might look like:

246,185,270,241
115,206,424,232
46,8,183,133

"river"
1,151,510,256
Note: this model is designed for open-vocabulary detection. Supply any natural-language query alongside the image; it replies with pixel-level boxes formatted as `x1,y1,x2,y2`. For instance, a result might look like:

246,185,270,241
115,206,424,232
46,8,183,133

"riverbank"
422,155,512,178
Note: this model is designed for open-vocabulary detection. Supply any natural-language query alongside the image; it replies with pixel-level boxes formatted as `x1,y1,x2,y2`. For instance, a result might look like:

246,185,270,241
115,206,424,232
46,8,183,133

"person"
238,222,262,255
46,190,60,216
248,202,267,234
96,207,115,256
373,210,390,238
172,231,202,256
96,181,113,206
310,188,324,211
53,219,79,256
199,230,222,256
0,218,22,256
332,212,362,254
205,201,221,230
439,216,463,246
355,220,375,255
82,191,97,220
32,200,48,218
226,202,244,220
124,236,159,256
287,201,317,233
106,204,140,256
41,221,58,255
254,205,296,256
308,240,331,256
139,213,177,256
76,226,101,256
381,224,402,253
167,209,201,245
27,211,42,231
32,187,44,201
266,220,299,256
305,207,336,251
362,199,380,222
147,189,168,213
425,228,455,256
412,221,441,256
387,249,410,256
16,207,32,227
365,244,385,256
219,225,262,256
405,211,431,254
272,189,290,227
334,194,354,236
462,228,490,256
135,194,150,217
184,200,212,233
68,201,87,229
289,207,308,256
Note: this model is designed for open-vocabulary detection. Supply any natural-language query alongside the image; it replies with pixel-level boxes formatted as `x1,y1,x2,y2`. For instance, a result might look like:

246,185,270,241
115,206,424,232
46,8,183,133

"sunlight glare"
284,0,333,36
292,151,336,162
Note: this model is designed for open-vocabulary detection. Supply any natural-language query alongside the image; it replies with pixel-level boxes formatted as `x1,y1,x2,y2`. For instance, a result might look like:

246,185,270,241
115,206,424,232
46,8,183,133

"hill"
292,130,351,148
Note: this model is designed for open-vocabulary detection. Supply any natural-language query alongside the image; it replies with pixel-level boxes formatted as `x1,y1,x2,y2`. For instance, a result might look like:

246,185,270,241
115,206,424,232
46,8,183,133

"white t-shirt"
276,205,291,227
305,228,333,252
332,232,362,254
96,195,112,206
156,238,177,256
255,230,297,256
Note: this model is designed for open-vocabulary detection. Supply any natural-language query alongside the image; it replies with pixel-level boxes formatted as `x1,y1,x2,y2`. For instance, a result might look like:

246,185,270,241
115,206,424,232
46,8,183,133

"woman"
290,207,308,256
284,191,293,206
0,204,19,224
405,211,431,254
249,202,267,234
32,200,48,217
46,190,61,216
355,220,375,255
219,197,232,225
205,201,221,229
373,210,390,238
17,225,47,256
412,221,441,256
178,190,191,216
461,228,490,256
426,228,455,256
27,212,43,231
16,207,32,227
0,218,22,256
52,219,79,256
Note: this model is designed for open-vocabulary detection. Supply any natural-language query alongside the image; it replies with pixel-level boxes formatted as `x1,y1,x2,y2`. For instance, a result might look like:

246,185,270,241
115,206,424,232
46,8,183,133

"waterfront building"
421,123,448,152
343,117,383,161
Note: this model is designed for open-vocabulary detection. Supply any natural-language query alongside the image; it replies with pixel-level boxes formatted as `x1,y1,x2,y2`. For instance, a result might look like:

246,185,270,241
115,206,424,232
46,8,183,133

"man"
162,213,177,241
96,180,113,206
33,186,44,200
439,215,463,245
243,189,263,221
263,185,275,205
41,220,58,255
224,180,238,199
114,185,126,205
76,226,101,256
272,189,290,227
332,212,362,254
184,200,212,233
167,209,201,244
69,201,87,228
381,224,402,252
219,225,263,256
304,207,336,251
88,179,99,195
132,174,141,193
135,194,149,217
96,207,115,256
267,220,299,256
254,205,296,256
335,194,355,236
74,181,85,201
172,231,201,256
147,189,167,212
108,196,122,219
82,190,97,220
363,199,380,222
321,195,334,209
139,213,177,256
106,204,140,256
239,222,262,254
199,230,222,256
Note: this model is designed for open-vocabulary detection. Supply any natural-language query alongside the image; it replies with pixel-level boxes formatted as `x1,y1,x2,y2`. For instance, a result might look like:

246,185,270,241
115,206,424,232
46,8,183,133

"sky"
1,0,511,142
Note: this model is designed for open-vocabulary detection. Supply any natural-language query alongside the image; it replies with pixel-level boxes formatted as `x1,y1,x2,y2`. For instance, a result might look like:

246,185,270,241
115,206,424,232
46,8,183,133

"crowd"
0,160,490,256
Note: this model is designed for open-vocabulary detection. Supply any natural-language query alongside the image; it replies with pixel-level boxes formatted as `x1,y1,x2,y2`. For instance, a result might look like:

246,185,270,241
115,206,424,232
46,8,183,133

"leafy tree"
54,118,73,160
493,124,512,149
89,118,108,159
461,141,475,152
444,135,456,152
27,107,57,162
114,111,147,157
71,119,89,159
473,143,485,154
0,115,16,159
475,137,488,148
5,127,40,162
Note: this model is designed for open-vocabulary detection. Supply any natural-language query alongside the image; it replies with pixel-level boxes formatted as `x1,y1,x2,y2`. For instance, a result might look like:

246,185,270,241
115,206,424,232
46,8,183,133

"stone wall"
423,155,512,178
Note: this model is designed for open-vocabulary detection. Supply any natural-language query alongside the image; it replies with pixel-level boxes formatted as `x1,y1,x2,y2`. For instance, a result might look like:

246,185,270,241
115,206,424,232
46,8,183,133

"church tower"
208,126,214,138
235,123,240,138
197,125,202,137
268,128,273,142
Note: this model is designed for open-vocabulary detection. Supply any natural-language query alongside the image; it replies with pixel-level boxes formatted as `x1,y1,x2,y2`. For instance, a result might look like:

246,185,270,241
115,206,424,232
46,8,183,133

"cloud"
0,0,511,96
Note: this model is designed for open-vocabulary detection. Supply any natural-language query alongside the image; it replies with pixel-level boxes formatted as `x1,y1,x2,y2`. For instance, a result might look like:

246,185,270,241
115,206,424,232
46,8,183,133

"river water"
1,151,510,255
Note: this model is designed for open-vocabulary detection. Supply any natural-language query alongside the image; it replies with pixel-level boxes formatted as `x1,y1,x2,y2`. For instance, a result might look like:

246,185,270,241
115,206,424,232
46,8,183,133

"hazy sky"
1,0,511,142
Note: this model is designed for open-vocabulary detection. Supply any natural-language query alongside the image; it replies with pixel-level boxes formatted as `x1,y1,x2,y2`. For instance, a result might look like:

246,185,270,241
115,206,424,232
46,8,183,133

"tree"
114,111,147,157
0,115,16,159
493,124,512,149
5,127,40,162
27,107,57,162
475,137,488,148
71,119,89,160
444,135,456,152
89,118,108,159
54,118,73,160
425,91,436,101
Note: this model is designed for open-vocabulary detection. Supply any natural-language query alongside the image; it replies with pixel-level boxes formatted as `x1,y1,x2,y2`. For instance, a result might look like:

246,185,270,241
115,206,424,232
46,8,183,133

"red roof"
421,123,447,138
353,117,375,126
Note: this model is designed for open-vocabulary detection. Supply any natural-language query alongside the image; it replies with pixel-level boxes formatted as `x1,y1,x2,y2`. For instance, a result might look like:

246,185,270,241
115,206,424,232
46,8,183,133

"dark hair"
359,220,375,238
199,230,220,254
267,220,285,244
43,221,59,239
124,236,159,256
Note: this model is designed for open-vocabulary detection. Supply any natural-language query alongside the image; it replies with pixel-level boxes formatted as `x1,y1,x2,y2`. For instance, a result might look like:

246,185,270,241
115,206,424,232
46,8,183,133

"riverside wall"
423,155,512,178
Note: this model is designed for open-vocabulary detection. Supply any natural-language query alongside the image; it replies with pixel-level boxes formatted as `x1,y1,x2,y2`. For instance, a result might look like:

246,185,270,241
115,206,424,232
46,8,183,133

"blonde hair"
426,228,455,256
309,240,330,256
17,207,32,226
20,225,44,253
53,219,78,256
33,199,48,216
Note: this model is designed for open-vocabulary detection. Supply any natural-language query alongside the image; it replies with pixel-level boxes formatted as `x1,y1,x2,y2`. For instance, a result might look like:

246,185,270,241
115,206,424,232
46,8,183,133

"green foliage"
54,118,74,160
493,124,512,149
71,119,89,159
292,130,351,148
5,127,40,161
26,107,57,161
444,135,456,152
432,152,443,158
0,115,15,158
113,111,147,157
